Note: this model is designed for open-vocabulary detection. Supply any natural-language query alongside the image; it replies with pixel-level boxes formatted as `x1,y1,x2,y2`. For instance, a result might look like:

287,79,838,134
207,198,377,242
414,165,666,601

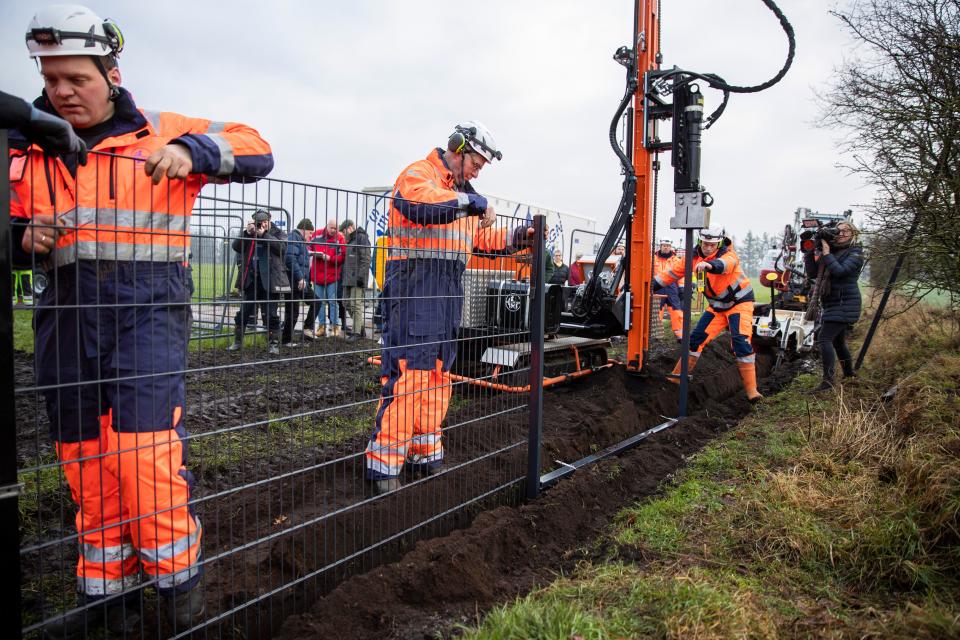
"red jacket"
310,230,345,285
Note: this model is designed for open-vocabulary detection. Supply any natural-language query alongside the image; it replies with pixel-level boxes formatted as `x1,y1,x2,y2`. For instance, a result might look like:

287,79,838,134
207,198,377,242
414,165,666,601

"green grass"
14,309,33,353
462,302,960,639
18,454,68,541
190,261,234,301
189,407,374,473
463,565,780,640
12,262,239,355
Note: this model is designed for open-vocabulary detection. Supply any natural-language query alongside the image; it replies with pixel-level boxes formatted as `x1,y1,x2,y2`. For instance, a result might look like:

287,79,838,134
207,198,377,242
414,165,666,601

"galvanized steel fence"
5,142,558,639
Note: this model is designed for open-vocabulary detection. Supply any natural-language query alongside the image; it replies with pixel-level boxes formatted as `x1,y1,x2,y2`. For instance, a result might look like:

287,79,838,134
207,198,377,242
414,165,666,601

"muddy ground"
14,335,800,639
272,343,800,640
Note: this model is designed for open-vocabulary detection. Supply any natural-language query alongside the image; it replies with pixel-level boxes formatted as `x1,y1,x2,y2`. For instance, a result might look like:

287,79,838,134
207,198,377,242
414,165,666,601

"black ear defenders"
102,19,125,56
447,125,477,154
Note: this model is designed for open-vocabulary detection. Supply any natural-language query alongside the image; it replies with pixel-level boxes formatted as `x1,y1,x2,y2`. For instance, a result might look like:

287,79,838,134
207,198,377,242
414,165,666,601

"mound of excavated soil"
275,343,799,640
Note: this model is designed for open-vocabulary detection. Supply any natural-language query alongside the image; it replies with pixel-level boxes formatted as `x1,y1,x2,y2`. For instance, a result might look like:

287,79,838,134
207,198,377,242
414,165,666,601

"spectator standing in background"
340,219,372,341
310,219,345,337
229,209,291,355
282,218,319,345
568,252,585,286
548,249,569,285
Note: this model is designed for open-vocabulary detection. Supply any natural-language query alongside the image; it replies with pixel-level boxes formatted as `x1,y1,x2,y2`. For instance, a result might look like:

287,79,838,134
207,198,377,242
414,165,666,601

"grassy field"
11,262,235,355
463,301,960,639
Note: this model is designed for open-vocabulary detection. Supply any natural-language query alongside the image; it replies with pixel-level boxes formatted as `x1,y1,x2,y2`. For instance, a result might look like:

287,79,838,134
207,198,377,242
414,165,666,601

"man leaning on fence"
364,121,533,494
8,5,273,636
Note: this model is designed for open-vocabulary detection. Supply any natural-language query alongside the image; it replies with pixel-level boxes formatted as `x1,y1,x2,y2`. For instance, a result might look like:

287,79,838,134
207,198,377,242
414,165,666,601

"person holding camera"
229,209,291,354
804,220,864,391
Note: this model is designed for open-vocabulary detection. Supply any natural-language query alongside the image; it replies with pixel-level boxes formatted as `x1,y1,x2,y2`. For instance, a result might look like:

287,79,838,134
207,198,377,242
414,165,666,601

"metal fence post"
0,129,23,638
678,227,695,417
526,214,546,500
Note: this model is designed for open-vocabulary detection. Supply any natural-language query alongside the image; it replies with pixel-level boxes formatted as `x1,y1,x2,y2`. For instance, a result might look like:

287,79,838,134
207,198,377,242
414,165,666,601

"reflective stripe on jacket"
655,238,754,310
8,88,273,267
654,250,684,288
387,148,499,266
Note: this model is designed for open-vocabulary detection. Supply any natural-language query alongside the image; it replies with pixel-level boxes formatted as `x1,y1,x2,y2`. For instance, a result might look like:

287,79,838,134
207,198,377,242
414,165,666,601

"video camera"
798,219,841,252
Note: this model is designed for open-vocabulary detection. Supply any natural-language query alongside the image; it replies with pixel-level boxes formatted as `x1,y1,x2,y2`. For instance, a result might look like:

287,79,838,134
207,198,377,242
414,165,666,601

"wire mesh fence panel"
11,150,542,639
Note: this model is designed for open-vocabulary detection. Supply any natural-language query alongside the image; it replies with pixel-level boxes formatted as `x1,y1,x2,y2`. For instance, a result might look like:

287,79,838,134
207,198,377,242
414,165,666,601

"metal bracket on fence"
0,483,24,501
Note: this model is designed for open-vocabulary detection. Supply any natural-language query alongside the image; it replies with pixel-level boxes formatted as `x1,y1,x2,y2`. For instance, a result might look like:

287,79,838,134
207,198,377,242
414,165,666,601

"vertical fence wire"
11,150,546,638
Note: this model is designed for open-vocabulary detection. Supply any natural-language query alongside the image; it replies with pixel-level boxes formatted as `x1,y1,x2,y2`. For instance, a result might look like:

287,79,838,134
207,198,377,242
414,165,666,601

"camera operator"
228,209,291,354
804,220,864,391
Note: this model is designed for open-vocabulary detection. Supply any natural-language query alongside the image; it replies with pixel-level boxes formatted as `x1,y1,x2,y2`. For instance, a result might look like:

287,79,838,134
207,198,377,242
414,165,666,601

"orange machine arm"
625,0,661,373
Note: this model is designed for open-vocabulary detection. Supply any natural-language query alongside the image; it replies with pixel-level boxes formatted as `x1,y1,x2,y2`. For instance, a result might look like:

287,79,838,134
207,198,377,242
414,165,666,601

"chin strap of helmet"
92,56,120,101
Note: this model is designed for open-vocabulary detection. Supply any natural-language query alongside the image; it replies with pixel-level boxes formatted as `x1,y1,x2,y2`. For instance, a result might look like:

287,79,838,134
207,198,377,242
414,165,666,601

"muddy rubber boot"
161,588,205,634
841,359,856,379
373,477,401,495
104,594,143,636
42,600,104,640
737,361,764,403
667,354,699,385
226,326,243,351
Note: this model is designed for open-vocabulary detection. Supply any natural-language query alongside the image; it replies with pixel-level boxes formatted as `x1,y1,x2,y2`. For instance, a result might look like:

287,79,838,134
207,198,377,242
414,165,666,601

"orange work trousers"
688,300,755,361
56,414,202,597
365,358,450,479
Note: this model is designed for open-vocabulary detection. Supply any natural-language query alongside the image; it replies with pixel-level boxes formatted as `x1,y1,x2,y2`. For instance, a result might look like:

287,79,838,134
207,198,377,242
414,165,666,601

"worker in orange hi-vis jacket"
654,226,762,402
9,5,274,636
365,121,534,495
653,238,684,340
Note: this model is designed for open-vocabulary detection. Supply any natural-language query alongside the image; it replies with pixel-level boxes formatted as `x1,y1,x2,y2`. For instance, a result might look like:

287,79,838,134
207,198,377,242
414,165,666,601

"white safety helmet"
698,226,725,243
658,238,673,246
449,120,502,163
26,4,124,59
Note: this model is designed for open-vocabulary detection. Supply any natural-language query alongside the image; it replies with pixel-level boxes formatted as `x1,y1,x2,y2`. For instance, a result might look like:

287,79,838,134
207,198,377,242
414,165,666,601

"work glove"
511,224,536,248
25,106,88,165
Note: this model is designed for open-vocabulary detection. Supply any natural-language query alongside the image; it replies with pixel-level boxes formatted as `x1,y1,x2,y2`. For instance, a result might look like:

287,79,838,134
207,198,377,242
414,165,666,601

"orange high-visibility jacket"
9,89,273,268
654,249,684,287
655,238,754,310
387,148,506,263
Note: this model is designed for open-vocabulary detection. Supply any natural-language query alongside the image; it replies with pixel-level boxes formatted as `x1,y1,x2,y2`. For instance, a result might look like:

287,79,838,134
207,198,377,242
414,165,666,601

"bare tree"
820,0,960,309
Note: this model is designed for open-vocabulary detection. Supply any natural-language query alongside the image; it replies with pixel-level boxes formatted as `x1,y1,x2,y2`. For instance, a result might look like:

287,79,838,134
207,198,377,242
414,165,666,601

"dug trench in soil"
273,343,802,640
14,336,799,639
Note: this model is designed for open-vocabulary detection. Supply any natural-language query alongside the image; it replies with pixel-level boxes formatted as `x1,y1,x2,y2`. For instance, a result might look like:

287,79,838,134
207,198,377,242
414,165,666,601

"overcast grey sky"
2,0,871,243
